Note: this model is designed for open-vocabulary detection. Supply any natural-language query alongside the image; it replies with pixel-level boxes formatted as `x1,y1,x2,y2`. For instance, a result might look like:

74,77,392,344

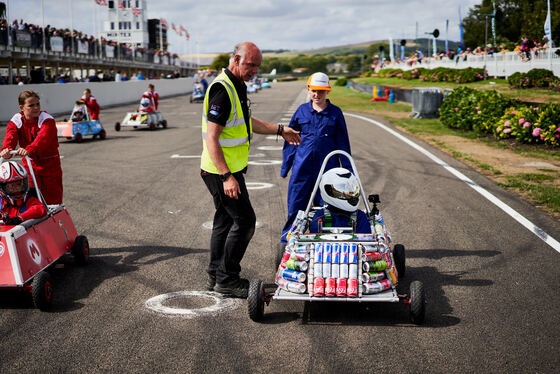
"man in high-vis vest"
201,41,301,298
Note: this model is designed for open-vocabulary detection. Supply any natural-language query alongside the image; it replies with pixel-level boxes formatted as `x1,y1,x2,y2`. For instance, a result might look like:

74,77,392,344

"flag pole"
70,0,74,55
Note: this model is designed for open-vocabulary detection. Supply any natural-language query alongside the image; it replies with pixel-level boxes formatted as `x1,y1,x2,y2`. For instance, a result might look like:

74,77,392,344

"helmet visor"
1,178,28,200
324,180,360,206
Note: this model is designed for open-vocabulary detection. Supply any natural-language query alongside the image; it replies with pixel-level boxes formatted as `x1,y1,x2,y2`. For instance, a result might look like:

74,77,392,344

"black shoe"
214,278,250,298
206,275,216,291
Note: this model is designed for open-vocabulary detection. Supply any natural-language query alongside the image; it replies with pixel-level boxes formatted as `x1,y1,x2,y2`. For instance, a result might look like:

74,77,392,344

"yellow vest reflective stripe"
200,72,252,173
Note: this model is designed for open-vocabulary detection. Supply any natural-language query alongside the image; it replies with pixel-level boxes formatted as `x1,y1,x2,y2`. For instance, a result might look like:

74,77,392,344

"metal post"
8,59,13,85
41,0,46,55
69,0,74,55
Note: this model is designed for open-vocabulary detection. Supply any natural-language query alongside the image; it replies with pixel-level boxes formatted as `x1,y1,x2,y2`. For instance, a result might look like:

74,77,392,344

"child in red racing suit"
81,88,100,120
0,90,63,205
0,160,47,225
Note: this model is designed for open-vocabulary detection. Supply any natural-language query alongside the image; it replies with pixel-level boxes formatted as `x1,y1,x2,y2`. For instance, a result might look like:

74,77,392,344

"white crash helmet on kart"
319,167,361,212
0,161,29,205
140,97,151,109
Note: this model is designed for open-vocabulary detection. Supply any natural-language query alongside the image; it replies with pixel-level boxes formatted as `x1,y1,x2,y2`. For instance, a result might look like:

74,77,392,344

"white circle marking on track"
145,291,242,319
246,182,274,189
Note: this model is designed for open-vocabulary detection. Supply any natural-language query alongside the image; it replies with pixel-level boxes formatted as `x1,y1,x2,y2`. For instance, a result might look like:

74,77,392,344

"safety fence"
389,50,560,78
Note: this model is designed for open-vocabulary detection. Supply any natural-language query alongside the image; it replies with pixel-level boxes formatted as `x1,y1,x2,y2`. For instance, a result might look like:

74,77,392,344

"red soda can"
347,278,358,297
279,251,291,269
336,278,347,297
325,278,336,297
313,278,325,296
362,252,383,262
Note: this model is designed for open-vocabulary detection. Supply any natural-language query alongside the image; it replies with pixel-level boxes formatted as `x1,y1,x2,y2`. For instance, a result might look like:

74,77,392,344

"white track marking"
346,112,560,254
171,154,200,159
257,146,283,151
145,291,242,319
246,182,275,190
203,221,263,229
248,160,282,166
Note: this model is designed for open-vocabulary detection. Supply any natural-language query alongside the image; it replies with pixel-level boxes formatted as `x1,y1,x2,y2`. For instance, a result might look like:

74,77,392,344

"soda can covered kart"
56,101,106,142
190,82,205,103
248,150,426,324
114,111,167,131
0,154,89,310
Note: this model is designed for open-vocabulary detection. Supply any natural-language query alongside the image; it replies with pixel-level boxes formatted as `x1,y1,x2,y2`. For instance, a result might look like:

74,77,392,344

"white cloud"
7,0,480,53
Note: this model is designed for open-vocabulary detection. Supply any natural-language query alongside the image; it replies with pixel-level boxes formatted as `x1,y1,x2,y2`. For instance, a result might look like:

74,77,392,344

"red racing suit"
81,95,100,120
143,91,159,111
2,111,63,204
1,195,47,222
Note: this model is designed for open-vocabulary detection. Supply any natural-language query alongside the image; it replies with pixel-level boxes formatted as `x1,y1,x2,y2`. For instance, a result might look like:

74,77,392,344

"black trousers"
201,170,256,284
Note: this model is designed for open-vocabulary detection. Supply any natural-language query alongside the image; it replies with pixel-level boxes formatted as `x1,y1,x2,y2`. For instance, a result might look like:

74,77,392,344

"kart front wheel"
72,235,89,266
248,280,265,322
74,133,83,143
161,120,167,129
115,122,121,131
409,280,426,325
99,129,107,140
393,244,405,278
149,122,156,130
31,271,53,311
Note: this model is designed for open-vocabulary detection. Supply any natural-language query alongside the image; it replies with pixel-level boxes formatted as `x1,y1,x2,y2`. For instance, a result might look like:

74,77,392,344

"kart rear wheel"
99,129,107,140
248,280,265,322
409,280,426,325
275,242,286,270
393,244,405,278
31,271,53,311
189,96,193,103
115,122,121,131
161,120,167,129
149,122,156,130
74,133,83,143
72,235,89,266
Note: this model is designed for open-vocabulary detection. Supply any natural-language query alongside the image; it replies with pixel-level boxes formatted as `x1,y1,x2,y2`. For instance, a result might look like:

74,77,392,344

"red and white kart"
0,154,89,310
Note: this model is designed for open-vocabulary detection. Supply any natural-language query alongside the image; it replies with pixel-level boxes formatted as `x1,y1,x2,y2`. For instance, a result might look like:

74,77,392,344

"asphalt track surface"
1,81,559,373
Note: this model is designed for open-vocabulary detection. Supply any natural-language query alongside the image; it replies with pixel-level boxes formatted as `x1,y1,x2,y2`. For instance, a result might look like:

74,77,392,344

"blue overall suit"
280,99,352,243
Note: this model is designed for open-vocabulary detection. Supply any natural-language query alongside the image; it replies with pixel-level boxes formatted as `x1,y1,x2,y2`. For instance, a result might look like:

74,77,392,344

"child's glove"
4,216,23,225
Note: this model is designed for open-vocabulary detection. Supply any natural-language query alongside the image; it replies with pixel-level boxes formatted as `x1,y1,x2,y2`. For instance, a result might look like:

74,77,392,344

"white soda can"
331,263,340,279
322,261,332,279
314,262,323,279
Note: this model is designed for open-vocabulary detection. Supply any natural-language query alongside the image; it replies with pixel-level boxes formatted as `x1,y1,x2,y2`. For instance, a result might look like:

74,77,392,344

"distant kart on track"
114,111,167,131
56,101,106,142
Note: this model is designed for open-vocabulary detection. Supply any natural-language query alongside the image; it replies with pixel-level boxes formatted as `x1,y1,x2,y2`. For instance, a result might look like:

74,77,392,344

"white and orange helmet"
0,161,29,205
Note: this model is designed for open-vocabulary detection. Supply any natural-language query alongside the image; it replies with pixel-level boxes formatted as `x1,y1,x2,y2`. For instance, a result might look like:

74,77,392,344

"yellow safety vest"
200,71,252,174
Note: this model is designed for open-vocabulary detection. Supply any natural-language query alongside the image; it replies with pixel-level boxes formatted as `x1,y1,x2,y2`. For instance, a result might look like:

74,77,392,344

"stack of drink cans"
311,243,359,297
275,239,399,297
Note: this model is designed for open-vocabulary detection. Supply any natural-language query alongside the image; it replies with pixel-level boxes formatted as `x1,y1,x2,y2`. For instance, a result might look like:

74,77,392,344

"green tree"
210,53,230,71
463,0,560,48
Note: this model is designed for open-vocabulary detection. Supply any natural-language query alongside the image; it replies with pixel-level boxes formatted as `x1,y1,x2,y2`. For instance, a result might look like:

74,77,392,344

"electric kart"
248,150,426,324
56,101,106,142
261,79,271,88
190,82,205,103
114,109,167,131
0,154,89,310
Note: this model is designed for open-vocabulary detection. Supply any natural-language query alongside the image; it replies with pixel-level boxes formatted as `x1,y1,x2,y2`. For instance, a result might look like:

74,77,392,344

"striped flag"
94,0,107,5
171,23,179,34
118,1,125,9
132,7,141,16
160,18,168,30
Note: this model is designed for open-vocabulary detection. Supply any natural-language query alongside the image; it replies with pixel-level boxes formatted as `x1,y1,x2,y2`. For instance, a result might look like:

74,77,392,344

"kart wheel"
99,129,107,140
275,242,286,270
248,279,265,322
149,122,156,130
74,133,83,143
189,96,193,103
161,120,167,129
115,122,121,131
72,235,89,266
409,280,426,325
393,244,406,278
31,271,53,311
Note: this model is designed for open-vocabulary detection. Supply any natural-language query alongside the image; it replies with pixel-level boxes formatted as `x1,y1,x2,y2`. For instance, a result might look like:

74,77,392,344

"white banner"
154,54,160,64
163,55,169,65
78,41,89,54
51,36,63,52
106,45,114,58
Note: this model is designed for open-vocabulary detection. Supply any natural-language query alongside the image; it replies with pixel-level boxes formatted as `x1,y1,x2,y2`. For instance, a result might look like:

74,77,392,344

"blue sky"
6,0,480,54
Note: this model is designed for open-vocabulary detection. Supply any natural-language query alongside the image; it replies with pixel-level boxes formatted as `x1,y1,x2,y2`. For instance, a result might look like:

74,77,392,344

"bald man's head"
229,42,262,82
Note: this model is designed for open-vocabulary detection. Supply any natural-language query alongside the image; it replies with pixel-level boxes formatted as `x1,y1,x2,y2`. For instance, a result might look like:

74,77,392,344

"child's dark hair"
18,90,40,106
